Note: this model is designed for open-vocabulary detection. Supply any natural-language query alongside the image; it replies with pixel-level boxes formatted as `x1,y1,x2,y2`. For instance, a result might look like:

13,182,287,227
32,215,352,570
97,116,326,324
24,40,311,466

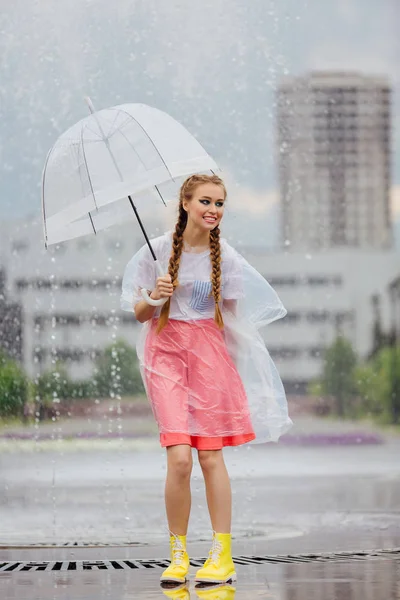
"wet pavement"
1,417,399,597
0,554,399,599
1,434,400,545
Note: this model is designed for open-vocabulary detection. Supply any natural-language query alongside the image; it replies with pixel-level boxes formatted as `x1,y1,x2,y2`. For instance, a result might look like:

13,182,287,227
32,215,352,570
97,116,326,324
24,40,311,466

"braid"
156,202,186,333
156,173,226,334
209,226,224,329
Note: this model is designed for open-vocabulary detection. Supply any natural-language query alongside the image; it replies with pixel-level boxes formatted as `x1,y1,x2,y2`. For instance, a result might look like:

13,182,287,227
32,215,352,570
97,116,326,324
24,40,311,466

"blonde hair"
156,174,226,333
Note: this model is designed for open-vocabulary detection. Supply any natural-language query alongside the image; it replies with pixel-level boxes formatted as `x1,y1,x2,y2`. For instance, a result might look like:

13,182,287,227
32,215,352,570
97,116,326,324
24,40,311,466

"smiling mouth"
203,216,217,222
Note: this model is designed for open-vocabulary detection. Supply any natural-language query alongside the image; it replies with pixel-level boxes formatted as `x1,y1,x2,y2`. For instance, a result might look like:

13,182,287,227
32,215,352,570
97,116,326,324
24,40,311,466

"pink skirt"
144,319,255,448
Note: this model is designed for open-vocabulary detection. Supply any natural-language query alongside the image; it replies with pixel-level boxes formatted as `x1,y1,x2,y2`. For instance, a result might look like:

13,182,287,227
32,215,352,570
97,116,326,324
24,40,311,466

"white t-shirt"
129,233,244,321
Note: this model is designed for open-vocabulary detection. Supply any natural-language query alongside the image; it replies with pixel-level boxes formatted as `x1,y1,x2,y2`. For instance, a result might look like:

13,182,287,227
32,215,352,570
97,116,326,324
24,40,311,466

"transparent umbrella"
42,98,218,304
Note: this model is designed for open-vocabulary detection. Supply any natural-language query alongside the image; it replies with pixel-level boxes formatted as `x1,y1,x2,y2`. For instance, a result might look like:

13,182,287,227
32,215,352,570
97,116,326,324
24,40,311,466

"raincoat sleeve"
222,241,287,328
120,244,157,312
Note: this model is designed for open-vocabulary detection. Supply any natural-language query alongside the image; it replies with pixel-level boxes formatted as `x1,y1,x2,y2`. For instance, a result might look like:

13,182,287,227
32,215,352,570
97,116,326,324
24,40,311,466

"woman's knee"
198,450,222,473
167,446,193,479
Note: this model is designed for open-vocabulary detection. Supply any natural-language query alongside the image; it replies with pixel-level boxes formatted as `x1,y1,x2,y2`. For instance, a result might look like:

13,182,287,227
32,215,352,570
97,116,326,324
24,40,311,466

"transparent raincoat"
121,233,292,443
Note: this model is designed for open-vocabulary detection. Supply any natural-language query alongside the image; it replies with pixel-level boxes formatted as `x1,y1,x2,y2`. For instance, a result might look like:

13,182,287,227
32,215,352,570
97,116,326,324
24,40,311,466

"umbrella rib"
41,146,54,248
88,212,97,235
109,107,174,181
83,121,105,141
80,125,99,211
105,110,121,139
154,185,167,206
112,126,148,170
111,125,168,204
128,196,157,261
109,127,167,205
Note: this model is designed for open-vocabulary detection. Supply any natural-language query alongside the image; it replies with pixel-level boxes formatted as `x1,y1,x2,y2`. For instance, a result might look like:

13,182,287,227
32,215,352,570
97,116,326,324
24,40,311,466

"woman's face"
183,183,226,231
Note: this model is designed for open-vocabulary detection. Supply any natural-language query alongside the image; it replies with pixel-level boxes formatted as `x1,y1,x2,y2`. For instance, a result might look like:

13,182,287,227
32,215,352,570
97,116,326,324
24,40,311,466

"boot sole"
195,572,237,584
160,581,188,590
160,576,188,584
195,582,237,592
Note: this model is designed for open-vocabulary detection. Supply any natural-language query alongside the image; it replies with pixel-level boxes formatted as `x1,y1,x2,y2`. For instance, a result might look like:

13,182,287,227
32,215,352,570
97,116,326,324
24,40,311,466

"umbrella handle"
141,260,169,306
141,289,168,306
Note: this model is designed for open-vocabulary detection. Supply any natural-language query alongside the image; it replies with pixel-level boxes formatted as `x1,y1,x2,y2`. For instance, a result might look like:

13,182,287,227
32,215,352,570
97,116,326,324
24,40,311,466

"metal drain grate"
1,549,399,573
0,541,147,549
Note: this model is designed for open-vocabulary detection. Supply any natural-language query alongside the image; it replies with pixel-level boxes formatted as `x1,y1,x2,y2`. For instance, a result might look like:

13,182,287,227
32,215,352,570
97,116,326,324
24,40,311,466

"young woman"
121,174,291,585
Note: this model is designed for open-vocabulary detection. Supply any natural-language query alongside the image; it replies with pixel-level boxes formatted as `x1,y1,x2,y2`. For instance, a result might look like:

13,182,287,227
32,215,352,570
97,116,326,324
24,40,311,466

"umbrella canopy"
42,102,218,246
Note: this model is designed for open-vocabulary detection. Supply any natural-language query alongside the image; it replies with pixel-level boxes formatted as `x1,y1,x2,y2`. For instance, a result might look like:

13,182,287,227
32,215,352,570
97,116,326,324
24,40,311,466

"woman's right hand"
150,274,174,301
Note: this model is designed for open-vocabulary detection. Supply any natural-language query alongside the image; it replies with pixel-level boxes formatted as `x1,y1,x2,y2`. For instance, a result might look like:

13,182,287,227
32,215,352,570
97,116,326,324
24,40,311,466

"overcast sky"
0,0,398,247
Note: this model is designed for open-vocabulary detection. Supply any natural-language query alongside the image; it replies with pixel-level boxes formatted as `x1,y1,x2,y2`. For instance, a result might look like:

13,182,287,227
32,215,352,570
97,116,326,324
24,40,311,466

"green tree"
354,346,400,424
36,364,96,402
34,363,74,420
0,351,28,417
34,363,97,420
389,346,400,424
353,363,383,418
35,363,71,403
93,339,144,398
321,336,358,417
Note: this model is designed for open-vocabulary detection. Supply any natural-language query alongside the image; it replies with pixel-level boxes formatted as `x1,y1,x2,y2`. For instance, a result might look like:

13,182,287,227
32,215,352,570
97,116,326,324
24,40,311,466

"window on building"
264,276,299,287
308,346,326,358
285,312,301,324
53,348,84,362
61,280,84,289
34,316,45,328
55,315,82,326
38,280,53,290
121,314,138,324
307,311,330,323
33,345,103,364
89,315,108,326
16,277,123,291
32,311,137,329
268,347,302,359
15,279,28,290
307,276,329,286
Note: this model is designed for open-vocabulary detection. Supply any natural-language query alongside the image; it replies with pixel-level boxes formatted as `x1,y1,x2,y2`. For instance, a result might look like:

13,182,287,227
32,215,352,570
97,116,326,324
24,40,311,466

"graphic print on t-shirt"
189,280,214,313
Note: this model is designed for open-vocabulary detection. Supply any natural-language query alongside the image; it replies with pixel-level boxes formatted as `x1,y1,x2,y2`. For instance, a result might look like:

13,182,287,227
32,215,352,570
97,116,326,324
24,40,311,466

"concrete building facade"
246,247,398,391
1,220,398,392
277,71,392,251
0,269,23,362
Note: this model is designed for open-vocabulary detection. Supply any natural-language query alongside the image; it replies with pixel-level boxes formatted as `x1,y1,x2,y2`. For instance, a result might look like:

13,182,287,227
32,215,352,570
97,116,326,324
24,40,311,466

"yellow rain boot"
195,583,236,600
195,533,237,584
162,582,190,600
160,534,190,584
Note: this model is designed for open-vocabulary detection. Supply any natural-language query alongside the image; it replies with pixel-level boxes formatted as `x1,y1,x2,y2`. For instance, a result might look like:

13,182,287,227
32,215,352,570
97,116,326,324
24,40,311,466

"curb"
0,432,384,446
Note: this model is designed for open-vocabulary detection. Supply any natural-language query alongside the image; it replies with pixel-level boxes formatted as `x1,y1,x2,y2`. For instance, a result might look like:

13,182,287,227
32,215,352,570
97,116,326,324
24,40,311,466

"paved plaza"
1,416,399,597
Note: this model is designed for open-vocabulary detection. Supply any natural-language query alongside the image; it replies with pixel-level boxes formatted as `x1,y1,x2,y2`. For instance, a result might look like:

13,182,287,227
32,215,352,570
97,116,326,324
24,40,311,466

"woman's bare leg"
165,445,193,535
198,449,231,532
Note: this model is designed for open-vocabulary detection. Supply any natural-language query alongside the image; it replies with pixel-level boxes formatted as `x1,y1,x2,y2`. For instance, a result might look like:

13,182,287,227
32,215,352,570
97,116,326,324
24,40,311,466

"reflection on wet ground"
1,429,399,597
0,556,399,599
1,441,400,545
